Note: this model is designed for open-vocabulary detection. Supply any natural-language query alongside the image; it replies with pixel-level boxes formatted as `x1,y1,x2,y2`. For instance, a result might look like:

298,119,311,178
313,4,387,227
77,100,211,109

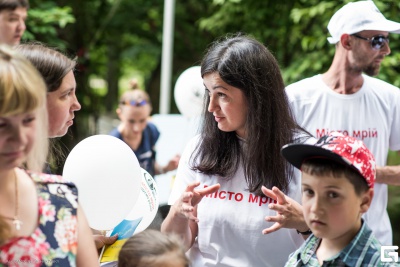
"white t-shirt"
286,74,400,245
169,136,306,267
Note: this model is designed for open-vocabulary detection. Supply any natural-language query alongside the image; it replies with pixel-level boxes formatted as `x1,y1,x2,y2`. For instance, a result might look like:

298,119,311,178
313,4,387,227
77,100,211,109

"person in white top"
286,1,400,245
161,34,312,267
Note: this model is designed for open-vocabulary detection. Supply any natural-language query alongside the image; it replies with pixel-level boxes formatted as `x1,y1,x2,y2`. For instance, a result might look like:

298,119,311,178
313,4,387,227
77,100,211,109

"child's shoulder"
342,223,395,266
146,121,159,132
360,235,398,267
284,234,320,266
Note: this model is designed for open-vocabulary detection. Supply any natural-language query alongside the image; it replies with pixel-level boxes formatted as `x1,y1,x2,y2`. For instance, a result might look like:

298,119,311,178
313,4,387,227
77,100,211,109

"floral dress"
0,171,79,267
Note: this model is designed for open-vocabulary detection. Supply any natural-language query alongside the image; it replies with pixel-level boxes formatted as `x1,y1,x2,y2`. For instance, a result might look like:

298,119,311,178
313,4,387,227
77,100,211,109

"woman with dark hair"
161,34,312,266
15,42,118,251
15,42,81,138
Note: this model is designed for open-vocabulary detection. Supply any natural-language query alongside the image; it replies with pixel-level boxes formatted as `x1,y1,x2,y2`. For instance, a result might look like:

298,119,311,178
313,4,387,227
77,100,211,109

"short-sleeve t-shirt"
168,135,310,267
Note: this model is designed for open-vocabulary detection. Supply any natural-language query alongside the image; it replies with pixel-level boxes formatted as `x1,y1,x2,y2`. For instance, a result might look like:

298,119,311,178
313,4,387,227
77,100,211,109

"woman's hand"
162,181,220,249
156,154,181,174
93,234,118,252
165,154,181,172
172,181,220,222
261,186,308,234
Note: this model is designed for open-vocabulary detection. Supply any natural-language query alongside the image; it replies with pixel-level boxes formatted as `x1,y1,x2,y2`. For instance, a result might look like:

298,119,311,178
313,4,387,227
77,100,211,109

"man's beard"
352,49,382,77
363,63,380,76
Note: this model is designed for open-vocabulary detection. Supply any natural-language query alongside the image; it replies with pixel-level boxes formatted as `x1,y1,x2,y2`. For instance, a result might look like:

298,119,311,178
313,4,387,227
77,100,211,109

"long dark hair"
192,34,305,195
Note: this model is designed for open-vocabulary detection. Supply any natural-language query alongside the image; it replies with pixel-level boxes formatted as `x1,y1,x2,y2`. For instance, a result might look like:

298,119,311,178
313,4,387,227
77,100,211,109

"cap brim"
281,143,350,170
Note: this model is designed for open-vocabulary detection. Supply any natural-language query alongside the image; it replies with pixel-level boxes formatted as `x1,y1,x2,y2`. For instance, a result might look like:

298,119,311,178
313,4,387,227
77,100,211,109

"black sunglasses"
351,34,389,50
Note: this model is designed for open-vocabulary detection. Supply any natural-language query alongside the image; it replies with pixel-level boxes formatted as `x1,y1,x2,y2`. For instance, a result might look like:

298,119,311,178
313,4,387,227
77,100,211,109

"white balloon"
63,135,141,230
174,66,205,118
99,168,159,264
126,168,159,233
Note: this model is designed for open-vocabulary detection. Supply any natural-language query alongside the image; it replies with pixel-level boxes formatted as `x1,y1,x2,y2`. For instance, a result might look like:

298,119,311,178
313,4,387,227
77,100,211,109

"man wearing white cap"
286,0,400,245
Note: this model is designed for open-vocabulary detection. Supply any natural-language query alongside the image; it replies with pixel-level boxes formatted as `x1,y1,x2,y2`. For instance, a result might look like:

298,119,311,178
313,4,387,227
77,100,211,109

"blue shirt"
285,220,397,266
109,122,160,176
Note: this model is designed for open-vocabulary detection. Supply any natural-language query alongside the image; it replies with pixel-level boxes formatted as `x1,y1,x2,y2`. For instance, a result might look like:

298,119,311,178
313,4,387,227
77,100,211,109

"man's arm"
376,151,400,185
376,165,400,185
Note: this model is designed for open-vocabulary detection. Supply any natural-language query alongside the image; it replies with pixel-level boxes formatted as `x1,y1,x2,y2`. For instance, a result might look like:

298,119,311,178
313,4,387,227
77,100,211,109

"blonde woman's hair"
0,44,49,172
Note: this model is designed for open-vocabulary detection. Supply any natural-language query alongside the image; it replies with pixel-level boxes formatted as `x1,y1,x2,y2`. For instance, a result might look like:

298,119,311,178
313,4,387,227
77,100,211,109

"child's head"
118,229,189,267
301,159,370,196
281,132,375,240
117,89,152,135
0,0,28,46
0,44,48,172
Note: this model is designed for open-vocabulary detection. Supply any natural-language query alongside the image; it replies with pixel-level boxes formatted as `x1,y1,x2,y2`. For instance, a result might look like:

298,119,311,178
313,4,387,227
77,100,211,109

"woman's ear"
360,188,374,214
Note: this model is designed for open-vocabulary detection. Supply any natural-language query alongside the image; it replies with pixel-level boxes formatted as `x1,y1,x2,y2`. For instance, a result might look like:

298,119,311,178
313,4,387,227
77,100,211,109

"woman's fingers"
186,181,201,192
272,186,288,205
198,183,221,196
261,186,277,200
262,185,306,233
262,223,281,235
176,182,220,222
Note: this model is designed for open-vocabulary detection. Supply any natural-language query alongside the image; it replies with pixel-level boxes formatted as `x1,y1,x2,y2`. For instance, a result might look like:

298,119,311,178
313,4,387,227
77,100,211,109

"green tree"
25,0,75,48
197,0,400,86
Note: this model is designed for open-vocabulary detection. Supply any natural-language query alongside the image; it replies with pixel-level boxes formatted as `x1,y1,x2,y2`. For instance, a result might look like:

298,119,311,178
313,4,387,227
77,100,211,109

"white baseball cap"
327,1,400,44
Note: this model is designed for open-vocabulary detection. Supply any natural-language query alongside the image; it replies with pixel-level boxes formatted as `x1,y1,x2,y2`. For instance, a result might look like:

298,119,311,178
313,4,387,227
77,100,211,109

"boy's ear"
360,188,374,214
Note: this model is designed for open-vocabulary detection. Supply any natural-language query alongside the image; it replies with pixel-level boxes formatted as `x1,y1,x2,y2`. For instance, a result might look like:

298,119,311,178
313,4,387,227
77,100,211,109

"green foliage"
29,6,74,28
24,1,75,49
198,0,400,87
70,0,165,81
286,0,400,85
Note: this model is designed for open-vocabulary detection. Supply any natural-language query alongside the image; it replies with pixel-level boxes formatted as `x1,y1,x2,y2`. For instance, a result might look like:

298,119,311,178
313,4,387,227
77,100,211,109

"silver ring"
281,214,286,219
